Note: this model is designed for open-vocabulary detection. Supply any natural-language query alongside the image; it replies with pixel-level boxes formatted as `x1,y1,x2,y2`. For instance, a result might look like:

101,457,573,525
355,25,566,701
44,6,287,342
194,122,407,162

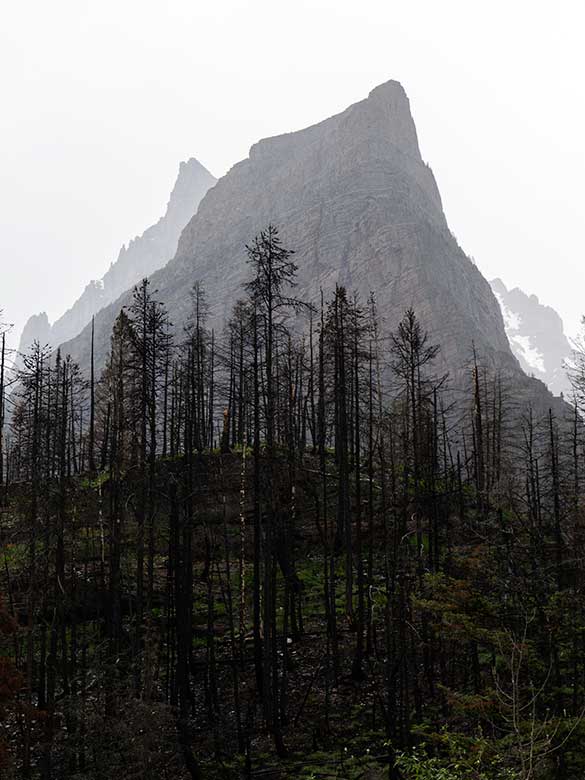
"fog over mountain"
17,158,216,358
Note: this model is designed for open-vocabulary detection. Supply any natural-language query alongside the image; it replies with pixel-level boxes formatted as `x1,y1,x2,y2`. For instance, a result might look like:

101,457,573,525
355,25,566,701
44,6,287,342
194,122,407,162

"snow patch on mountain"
494,291,521,332
510,334,546,374
491,279,571,396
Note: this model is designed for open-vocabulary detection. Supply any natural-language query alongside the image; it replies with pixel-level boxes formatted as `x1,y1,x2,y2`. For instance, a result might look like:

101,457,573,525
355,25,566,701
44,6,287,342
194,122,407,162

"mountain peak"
165,158,217,220
176,157,216,184
490,278,571,396
17,311,51,360
70,82,505,382
248,78,420,166
361,76,412,106
55,82,565,415
356,78,421,158
17,158,216,359
367,78,408,101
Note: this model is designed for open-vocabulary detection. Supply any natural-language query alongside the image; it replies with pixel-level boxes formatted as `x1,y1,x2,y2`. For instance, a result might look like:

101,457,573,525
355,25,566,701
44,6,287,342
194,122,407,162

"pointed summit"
102,157,216,296
59,81,562,411
249,79,422,168
16,312,51,357
164,157,217,224
360,79,422,157
367,78,407,99
18,158,216,356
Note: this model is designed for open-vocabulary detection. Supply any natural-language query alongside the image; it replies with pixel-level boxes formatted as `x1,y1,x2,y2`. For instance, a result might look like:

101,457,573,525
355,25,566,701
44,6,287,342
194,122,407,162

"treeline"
2,227,585,779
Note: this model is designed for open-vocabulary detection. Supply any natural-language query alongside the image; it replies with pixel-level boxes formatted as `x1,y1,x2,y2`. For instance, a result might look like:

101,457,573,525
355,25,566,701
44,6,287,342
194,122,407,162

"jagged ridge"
491,278,572,396
17,158,216,357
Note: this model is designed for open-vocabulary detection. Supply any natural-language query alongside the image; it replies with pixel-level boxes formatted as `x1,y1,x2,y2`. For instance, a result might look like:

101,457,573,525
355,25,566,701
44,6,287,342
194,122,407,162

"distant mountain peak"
17,158,216,359
166,158,216,215
490,278,571,396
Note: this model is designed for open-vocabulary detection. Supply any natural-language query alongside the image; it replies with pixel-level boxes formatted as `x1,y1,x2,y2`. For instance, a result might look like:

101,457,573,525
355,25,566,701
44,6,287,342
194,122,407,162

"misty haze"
1,3,585,779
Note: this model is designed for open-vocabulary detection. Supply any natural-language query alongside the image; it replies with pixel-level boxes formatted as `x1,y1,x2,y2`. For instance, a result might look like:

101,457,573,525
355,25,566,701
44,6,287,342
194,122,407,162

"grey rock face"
17,311,51,354
17,158,216,358
491,278,572,396
59,81,561,412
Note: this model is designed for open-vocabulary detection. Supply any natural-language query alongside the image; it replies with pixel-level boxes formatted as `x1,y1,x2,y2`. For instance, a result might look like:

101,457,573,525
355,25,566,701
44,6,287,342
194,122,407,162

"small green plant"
393,734,517,780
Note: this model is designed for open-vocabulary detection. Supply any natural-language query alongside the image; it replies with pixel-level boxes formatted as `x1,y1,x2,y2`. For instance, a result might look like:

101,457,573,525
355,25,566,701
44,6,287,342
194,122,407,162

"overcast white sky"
1,0,584,351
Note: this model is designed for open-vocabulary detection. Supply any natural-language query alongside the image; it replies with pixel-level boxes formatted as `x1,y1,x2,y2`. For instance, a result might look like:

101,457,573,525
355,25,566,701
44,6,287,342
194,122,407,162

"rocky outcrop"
17,158,216,358
17,312,51,353
491,278,572,396
58,81,561,412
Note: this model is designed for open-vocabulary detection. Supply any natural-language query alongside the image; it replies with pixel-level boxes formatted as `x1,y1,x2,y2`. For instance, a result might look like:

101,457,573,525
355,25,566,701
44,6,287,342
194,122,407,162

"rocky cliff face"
59,81,559,411
17,158,216,358
491,278,572,396
16,312,51,353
